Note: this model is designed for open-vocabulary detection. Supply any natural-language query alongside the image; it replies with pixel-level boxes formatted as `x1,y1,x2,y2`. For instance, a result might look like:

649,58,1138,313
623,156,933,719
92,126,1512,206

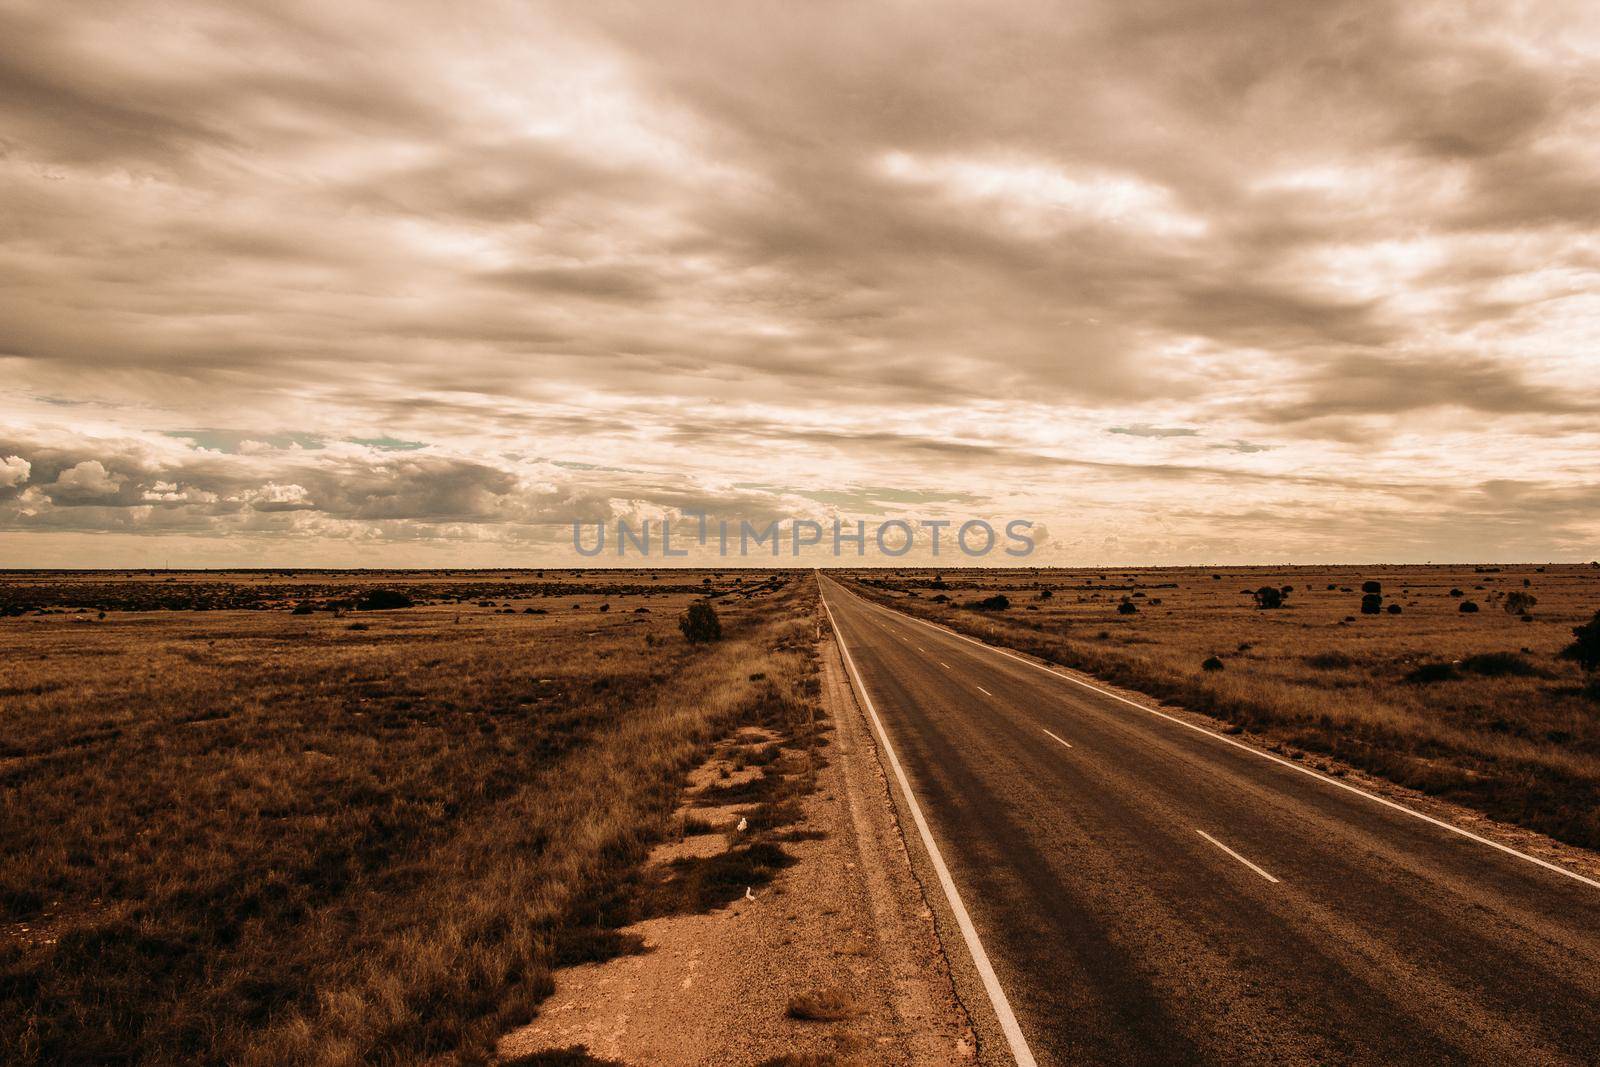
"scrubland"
0,570,818,1065
838,564,1600,850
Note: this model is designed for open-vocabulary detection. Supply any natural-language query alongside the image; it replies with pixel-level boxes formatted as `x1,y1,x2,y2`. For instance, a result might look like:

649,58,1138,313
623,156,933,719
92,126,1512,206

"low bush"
1362,580,1382,594
1360,593,1383,615
678,600,723,643
1459,600,1480,613
1201,656,1224,672
1505,591,1537,615
1561,610,1600,672
356,589,414,611
1117,601,1139,615
968,594,1011,611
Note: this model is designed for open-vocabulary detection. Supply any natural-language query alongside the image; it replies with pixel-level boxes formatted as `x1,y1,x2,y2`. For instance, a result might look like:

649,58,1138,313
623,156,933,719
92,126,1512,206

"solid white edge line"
822,586,1039,1067
1196,829,1281,884
1042,727,1073,750
825,577,1600,894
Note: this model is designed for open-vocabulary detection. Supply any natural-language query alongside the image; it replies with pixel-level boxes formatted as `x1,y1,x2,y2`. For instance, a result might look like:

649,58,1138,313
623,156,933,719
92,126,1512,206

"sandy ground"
495,639,973,1065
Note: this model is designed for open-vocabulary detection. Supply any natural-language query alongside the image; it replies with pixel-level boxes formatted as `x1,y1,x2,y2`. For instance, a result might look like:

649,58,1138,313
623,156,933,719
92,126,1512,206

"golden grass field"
0,570,820,1065
838,565,1600,851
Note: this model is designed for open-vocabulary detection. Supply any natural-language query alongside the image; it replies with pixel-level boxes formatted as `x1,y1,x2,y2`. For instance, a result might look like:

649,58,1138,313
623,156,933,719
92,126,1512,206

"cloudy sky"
3,0,1598,566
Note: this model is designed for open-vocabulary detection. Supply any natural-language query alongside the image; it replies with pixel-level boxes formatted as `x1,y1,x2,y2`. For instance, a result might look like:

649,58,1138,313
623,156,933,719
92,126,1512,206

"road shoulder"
495,634,973,1065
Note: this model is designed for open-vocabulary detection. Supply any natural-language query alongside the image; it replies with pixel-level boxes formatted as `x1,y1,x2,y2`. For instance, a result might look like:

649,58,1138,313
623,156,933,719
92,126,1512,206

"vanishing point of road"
819,575,1600,1066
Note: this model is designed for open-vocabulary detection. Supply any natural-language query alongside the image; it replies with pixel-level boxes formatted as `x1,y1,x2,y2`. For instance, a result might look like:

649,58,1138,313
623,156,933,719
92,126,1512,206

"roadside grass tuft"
786,985,864,1021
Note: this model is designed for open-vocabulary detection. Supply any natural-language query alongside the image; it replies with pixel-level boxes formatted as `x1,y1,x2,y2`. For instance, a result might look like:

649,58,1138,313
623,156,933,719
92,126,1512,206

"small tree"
1561,610,1600,672
679,600,722,643
1360,593,1383,615
1505,591,1537,616
1362,580,1382,594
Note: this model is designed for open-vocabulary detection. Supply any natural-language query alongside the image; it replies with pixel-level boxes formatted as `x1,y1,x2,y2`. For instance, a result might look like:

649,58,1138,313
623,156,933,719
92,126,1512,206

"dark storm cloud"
2,0,1598,562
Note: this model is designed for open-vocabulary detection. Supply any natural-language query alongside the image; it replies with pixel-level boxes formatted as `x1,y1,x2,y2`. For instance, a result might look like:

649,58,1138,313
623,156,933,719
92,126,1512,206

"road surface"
819,576,1600,1066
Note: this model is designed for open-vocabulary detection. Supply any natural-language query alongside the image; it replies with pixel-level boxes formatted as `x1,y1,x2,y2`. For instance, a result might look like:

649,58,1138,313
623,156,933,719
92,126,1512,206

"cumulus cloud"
1,0,1598,563
0,456,29,488
49,460,124,501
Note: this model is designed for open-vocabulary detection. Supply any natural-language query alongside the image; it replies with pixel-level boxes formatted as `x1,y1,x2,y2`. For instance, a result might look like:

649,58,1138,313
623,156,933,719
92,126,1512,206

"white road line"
822,589,1039,1067
941,661,951,669
976,685,992,697
1196,829,1281,884
822,577,1600,894
1042,727,1073,750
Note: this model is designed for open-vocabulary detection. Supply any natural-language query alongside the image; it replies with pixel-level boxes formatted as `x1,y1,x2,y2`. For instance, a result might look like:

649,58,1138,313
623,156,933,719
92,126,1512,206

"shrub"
1360,593,1383,615
678,600,722,643
1117,601,1139,615
1252,586,1285,609
290,603,315,615
931,594,950,603
1459,600,1480,613
1306,651,1354,669
1560,610,1600,672
1504,591,1537,615
1460,652,1538,677
968,594,1010,611
1201,656,1224,672
1448,588,1464,597
1038,589,1053,600
1387,603,1402,614
356,589,414,611
1361,580,1382,594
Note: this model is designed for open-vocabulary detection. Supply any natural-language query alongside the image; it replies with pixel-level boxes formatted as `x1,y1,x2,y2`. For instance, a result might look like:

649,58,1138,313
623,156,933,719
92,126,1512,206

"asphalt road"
819,576,1600,1067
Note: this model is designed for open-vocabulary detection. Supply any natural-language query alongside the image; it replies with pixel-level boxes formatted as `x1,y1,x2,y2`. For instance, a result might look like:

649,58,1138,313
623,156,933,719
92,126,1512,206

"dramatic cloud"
2,0,1598,565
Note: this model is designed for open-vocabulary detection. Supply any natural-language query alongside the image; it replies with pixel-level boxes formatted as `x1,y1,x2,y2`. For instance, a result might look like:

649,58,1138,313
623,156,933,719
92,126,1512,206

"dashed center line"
1042,727,1073,749
1195,829,1280,884
975,685,992,697
940,661,951,669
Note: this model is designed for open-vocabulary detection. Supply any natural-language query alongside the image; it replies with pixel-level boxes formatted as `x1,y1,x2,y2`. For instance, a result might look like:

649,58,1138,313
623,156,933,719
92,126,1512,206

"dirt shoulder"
495,635,972,1066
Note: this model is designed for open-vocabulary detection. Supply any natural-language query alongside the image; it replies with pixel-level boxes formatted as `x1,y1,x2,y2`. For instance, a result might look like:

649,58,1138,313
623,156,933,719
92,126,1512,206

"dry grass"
786,985,864,1022
840,565,1600,850
0,569,815,1065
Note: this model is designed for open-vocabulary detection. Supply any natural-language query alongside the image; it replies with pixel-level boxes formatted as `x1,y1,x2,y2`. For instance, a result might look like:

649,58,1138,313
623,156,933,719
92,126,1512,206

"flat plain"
0,569,817,1065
